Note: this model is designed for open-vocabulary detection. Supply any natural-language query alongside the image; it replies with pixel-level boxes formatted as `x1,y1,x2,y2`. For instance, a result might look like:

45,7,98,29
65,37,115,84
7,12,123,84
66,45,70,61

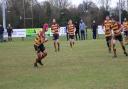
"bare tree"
99,0,111,10
48,0,70,9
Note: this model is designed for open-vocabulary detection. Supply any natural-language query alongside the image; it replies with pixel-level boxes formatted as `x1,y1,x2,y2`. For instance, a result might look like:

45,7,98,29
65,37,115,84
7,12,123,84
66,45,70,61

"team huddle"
103,16,128,57
33,17,128,67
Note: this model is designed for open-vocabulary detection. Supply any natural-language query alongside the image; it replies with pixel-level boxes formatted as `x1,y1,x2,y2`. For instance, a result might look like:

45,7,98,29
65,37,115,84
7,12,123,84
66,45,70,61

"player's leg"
70,39,72,48
69,35,73,48
56,34,60,51
37,44,47,65
54,41,57,52
72,36,75,46
120,41,128,56
38,51,47,66
57,40,60,51
106,37,111,53
118,35,128,56
112,38,117,57
53,34,57,52
34,45,40,67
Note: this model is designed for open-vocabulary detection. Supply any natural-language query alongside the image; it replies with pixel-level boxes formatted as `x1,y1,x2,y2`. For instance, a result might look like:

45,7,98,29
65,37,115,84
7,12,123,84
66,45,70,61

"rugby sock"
34,58,38,67
107,42,109,48
54,42,57,52
70,42,72,48
121,46,128,56
122,46,126,52
57,42,60,51
113,49,117,57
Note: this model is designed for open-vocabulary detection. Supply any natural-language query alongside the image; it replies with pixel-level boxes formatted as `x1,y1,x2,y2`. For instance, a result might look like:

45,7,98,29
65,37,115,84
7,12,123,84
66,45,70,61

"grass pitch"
0,38,128,89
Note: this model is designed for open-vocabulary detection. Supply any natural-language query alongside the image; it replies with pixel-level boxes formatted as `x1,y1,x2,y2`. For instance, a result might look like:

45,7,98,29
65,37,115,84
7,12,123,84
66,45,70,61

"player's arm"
74,24,76,32
118,23,123,32
67,25,69,34
57,24,60,34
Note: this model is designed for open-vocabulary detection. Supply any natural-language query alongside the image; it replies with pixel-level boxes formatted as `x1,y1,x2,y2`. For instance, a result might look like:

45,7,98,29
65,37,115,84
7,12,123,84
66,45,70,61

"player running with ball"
33,24,48,67
67,19,76,48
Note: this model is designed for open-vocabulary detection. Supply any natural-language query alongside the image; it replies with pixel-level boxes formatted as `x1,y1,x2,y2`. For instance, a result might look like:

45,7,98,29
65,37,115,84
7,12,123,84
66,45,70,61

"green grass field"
0,38,128,89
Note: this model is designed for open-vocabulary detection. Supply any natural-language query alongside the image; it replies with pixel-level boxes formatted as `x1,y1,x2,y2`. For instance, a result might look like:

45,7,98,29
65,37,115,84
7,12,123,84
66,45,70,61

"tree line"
0,0,128,28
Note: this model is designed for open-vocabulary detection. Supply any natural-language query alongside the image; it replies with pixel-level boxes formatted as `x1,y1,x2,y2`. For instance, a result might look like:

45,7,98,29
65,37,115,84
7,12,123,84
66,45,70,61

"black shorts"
114,34,123,42
124,31,128,36
8,33,12,37
69,35,75,39
34,44,45,53
53,34,59,40
105,36,112,42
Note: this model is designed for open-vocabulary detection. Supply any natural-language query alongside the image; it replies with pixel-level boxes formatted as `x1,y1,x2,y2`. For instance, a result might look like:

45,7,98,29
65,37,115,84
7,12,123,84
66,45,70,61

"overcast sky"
37,0,118,8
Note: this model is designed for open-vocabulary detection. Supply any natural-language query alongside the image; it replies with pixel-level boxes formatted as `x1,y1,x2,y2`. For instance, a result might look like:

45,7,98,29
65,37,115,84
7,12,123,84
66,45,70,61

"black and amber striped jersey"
103,20,112,37
67,24,75,35
111,22,121,36
34,31,45,46
51,23,60,34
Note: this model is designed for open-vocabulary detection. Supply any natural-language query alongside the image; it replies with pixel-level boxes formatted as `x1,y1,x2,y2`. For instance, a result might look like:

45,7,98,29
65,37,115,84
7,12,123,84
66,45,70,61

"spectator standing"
79,20,86,40
75,21,80,40
0,24,4,42
91,20,98,40
7,24,13,41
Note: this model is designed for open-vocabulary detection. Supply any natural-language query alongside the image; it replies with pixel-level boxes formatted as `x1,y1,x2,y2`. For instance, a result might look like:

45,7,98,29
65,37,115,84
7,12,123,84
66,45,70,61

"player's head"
106,16,110,20
52,19,56,23
43,23,49,32
68,19,73,24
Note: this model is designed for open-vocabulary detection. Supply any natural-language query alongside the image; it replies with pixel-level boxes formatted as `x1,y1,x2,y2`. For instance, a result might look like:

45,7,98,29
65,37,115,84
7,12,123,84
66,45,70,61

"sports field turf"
0,38,128,89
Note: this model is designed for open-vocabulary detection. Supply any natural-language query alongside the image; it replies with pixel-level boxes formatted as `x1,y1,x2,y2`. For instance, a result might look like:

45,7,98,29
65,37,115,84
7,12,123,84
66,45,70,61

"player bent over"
111,18,128,57
67,19,76,48
51,19,60,52
34,26,48,67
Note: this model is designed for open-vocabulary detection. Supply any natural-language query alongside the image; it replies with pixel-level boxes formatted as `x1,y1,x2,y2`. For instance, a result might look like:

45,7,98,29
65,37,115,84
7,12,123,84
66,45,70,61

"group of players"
33,16,128,67
33,19,76,67
103,16,128,58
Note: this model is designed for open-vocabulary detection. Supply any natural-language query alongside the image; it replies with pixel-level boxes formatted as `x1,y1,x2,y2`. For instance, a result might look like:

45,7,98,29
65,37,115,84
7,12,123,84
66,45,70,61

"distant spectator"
79,20,86,40
0,24,4,42
7,24,13,41
75,21,80,40
91,20,98,39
